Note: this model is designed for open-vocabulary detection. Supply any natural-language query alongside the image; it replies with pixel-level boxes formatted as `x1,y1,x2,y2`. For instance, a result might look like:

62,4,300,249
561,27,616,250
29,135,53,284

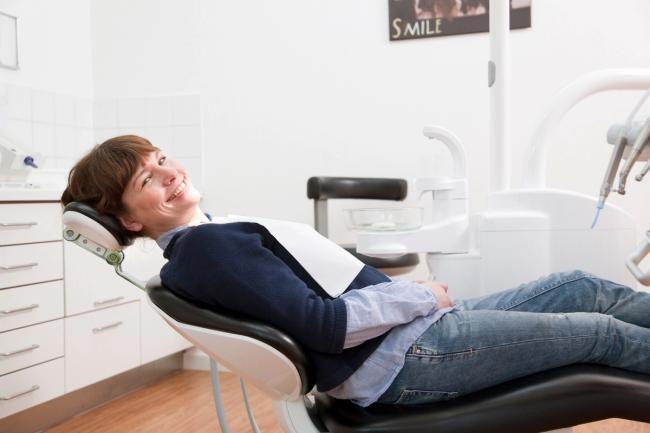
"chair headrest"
62,202,135,250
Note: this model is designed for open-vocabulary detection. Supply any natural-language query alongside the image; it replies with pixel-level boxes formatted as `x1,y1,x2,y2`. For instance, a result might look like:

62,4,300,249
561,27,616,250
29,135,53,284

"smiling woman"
61,135,205,239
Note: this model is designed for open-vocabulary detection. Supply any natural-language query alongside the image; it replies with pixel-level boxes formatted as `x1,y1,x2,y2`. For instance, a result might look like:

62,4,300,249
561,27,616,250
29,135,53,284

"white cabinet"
65,302,141,392
140,296,191,365
0,203,63,246
0,358,65,419
0,243,64,289
0,199,192,420
0,320,64,376
63,242,141,315
0,281,64,332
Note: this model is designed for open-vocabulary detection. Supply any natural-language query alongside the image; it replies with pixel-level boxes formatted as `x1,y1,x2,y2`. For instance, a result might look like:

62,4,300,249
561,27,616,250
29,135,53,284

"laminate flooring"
44,370,649,433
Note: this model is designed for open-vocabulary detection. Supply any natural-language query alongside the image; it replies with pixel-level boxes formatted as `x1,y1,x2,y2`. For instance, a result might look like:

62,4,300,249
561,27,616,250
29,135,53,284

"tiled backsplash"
0,83,203,190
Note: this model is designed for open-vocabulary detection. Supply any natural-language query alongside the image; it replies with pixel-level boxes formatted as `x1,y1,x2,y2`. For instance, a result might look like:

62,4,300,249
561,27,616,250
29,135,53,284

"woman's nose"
160,167,177,186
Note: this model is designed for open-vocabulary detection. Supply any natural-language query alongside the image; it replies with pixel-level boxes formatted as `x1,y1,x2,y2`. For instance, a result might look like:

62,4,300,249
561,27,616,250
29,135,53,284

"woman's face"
119,150,201,237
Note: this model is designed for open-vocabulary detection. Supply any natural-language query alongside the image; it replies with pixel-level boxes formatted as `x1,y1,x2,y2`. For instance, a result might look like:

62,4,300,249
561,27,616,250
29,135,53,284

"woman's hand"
414,279,453,308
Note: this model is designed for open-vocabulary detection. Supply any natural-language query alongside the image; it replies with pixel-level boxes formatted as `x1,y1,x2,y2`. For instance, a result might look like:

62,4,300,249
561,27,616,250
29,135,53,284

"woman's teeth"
168,182,186,202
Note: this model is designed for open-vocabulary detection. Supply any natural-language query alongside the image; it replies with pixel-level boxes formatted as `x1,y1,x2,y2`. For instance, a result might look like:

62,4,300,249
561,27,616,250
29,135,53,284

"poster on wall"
389,0,531,41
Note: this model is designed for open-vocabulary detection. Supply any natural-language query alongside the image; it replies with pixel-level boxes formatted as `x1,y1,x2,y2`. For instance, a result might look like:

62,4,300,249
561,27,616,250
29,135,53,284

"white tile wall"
0,84,202,183
55,95,76,126
76,128,95,154
93,100,118,128
32,90,56,124
146,97,172,127
33,123,56,156
172,125,202,158
55,126,76,158
7,85,31,120
5,119,32,148
76,98,94,129
172,95,201,126
117,98,146,127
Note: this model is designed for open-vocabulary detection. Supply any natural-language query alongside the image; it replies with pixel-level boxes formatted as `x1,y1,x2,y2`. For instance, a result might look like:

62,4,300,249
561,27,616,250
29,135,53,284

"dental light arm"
61,202,146,290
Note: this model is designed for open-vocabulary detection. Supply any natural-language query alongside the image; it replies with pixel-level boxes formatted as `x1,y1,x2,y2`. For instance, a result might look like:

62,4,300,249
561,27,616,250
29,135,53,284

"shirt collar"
155,212,212,250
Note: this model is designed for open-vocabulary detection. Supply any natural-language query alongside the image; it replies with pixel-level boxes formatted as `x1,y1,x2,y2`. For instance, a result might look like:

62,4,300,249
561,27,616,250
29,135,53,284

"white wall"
90,0,650,244
0,0,94,97
90,0,201,98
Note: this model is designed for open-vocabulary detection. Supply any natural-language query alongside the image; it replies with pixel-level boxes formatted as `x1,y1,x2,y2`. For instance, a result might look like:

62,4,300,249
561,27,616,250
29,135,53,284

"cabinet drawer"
0,281,64,332
0,203,62,246
0,319,64,376
64,241,142,315
0,242,63,289
0,358,64,419
140,295,191,365
65,302,140,392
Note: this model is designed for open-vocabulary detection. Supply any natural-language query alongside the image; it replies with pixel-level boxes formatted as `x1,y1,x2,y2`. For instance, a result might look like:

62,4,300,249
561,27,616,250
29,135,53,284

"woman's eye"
159,156,167,165
142,176,152,187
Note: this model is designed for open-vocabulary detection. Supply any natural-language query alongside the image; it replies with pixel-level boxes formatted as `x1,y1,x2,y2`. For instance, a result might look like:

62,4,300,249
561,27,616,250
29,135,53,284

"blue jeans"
376,270,650,405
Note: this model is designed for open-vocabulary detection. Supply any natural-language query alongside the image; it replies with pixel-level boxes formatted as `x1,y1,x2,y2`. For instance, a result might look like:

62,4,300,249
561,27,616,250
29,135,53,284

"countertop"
0,184,63,202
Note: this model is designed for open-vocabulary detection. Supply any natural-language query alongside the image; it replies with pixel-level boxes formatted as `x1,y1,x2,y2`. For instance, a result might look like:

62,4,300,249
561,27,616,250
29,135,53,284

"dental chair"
307,176,419,276
62,202,650,433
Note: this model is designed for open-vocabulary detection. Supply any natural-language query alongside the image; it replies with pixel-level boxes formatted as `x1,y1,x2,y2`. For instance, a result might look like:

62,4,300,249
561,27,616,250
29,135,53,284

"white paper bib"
211,215,364,298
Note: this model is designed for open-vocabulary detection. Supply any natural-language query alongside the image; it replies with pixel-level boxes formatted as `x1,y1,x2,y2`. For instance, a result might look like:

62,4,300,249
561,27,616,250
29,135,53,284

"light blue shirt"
327,280,457,407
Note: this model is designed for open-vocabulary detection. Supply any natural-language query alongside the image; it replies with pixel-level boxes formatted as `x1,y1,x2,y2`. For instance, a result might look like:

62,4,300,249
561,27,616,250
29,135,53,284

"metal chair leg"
209,359,231,433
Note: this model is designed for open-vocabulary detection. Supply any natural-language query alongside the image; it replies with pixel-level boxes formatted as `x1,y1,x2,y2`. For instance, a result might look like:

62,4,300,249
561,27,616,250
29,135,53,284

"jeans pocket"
394,389,459,405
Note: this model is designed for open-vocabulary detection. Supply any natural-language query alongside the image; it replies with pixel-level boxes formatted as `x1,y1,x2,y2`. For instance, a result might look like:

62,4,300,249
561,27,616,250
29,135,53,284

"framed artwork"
0,11,18,70
389,0,531,41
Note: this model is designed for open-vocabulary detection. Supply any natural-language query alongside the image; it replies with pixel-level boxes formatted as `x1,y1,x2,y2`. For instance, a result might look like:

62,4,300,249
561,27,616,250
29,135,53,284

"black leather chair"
147,279,650,433
62,202,650,433
307,177,420,276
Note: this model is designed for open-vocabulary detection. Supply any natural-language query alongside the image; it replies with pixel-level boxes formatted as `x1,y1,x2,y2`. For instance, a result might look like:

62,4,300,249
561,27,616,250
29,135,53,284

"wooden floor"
44,370,649,433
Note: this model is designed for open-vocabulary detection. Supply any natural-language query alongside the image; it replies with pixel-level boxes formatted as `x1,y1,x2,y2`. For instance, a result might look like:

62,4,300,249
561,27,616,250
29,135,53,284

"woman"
62,135,650,407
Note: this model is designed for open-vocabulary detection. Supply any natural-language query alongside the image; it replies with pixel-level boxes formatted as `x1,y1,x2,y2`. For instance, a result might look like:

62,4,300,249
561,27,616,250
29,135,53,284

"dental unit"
356,70,650,297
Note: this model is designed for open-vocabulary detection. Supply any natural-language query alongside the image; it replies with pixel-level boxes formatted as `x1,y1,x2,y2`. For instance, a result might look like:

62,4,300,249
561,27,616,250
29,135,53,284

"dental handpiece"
592,134,627,229
636,159,650,182
617,117,650,194
597,134,627,206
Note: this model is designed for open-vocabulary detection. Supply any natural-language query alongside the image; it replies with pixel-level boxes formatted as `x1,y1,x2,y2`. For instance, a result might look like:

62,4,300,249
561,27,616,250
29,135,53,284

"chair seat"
342,245,419,269
315,365,650,433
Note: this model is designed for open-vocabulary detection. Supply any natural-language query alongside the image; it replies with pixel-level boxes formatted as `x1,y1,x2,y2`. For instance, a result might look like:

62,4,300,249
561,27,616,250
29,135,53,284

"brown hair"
61,135,158,220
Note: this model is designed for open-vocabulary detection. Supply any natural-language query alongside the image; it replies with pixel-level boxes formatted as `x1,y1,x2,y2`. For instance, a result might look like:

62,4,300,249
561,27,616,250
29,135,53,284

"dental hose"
591,200,604,229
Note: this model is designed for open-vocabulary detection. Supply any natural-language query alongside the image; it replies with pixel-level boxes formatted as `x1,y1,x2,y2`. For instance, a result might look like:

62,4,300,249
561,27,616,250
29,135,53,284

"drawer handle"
0,304,39,315
0,222,38,228
0,262,39,271
1,344,40,357
93,296,125,307
1,385,40,401
92,321,123,333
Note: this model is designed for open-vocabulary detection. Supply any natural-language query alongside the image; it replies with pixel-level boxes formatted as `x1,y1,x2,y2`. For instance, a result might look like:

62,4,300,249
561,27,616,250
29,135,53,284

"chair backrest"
145,276,314,400
62,202,314,402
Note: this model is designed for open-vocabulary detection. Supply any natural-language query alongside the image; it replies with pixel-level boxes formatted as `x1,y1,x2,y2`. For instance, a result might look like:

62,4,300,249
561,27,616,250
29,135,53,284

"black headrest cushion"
63,202,135,247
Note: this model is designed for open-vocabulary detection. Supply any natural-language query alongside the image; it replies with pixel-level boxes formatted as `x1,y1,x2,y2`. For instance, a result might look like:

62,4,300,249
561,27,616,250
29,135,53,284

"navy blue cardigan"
160,222,391,391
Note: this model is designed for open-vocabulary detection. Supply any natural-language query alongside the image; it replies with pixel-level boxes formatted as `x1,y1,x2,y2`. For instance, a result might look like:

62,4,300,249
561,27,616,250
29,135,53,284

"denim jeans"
376,270,650,405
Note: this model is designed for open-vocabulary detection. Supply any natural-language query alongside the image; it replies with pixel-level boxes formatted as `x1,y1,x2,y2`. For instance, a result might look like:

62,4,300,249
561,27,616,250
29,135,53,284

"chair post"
313,199,329,237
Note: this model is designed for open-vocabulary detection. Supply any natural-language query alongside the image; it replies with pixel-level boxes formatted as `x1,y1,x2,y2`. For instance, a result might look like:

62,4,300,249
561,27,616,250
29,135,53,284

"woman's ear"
118,214,143,232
